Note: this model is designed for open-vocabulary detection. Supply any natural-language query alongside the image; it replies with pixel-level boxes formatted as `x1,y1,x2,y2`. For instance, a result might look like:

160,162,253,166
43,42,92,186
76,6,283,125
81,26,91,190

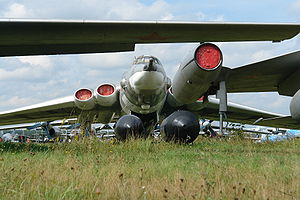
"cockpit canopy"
133,55,162,65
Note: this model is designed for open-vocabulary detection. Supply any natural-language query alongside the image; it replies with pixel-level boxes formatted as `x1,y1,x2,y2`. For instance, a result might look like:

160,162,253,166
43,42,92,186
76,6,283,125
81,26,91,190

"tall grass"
0,137,299,199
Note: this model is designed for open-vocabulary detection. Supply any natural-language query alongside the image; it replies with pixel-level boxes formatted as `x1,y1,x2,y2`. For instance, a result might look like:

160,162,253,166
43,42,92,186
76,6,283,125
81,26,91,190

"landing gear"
78,111,95,139
114,115,145,141
216,81,227,136
160,110,200,143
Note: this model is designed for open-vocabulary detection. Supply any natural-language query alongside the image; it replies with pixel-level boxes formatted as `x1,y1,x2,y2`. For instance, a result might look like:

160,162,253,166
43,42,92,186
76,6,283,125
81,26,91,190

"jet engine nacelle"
74,88,96,110
171,43,223,104
290,89,300,121
94,83,118,107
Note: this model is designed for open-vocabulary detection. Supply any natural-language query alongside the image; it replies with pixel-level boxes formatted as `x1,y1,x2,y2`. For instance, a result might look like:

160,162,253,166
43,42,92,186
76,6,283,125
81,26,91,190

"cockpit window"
133,56,161,65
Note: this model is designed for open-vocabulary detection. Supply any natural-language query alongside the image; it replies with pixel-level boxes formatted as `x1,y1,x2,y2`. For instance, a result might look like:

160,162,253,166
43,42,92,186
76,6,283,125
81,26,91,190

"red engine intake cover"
195,43,222,70
97,84,115,96
75,89,93,100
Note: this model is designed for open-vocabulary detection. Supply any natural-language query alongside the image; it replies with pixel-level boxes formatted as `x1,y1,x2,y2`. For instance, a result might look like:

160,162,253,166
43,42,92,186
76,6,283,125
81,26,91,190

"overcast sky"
0,0,300,115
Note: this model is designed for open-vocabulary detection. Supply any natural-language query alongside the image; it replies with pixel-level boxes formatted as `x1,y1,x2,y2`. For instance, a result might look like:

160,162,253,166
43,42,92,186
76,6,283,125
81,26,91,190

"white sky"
0,0,300,115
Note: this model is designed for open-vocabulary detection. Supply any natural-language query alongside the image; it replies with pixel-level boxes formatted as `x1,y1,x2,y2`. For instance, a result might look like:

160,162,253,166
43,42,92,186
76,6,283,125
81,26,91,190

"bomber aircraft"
1,20,300,143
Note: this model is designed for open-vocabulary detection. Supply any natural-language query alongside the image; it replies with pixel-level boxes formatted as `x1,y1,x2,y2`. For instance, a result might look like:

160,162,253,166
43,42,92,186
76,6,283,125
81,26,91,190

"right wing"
0,96,78,126
1,20,300,56
0,95,121,126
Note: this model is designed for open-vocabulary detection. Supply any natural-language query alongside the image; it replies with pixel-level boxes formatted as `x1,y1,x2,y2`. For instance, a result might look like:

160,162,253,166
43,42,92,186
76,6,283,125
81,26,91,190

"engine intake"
195,43,222,70
94,83,118,107
171,43,223,104
74,88,96,110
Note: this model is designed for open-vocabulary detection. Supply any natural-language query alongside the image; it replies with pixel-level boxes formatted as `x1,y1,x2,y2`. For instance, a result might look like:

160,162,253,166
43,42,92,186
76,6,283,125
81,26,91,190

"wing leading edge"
1,20,300,56
0,95,121,126
0,96,78,126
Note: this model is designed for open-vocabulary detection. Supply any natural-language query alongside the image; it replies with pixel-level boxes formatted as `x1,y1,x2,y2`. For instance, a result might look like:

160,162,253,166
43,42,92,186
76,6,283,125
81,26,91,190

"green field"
0,137,299,200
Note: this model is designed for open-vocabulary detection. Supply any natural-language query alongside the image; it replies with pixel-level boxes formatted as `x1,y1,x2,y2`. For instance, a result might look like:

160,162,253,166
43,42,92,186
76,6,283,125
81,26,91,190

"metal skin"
119,55,169,115
75,44,222,142
2,20,300,133
116,56,170,139
2,20,300,57
200,120,217,137
171,44,222,104
27,121,63,139
94,83,118,107
35,122,62,139
47,126,61,139
74,88,96,110
160,110,200,143
290,89,300,121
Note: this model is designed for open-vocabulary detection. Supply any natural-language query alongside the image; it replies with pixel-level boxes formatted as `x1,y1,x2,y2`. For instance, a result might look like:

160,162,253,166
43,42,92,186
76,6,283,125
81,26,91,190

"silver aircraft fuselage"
119,55,170,115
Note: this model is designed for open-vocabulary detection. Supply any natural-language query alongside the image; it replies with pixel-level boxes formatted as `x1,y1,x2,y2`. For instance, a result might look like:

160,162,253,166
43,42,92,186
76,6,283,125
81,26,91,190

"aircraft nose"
143,59,157,71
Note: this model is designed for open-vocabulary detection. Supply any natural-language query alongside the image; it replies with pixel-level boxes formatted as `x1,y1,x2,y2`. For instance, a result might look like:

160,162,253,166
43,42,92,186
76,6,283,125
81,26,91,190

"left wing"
188,97,300,129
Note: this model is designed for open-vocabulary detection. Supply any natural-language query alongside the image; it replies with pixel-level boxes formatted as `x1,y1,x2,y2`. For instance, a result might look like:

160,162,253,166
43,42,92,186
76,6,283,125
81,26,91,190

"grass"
0,137,299,199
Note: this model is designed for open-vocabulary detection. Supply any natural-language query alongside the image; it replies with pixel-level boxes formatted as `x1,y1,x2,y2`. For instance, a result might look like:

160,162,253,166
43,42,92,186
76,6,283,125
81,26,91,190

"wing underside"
189,97,300,129
223,51,300,96
1,20,300,56
1,20,300,129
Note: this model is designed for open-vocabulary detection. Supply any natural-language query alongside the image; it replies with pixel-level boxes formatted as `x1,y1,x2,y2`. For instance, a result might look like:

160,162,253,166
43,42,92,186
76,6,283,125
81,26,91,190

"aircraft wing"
1,95,298,129
253,116,300,129
0,96,78,126
0,118,77,131
190,97,300,129
1,20,300,56
222,51,300,96
0,95,121,126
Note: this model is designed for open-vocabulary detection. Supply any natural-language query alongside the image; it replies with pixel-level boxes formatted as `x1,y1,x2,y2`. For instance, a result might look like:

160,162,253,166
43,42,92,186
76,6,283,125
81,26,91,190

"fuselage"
119,55,170,115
